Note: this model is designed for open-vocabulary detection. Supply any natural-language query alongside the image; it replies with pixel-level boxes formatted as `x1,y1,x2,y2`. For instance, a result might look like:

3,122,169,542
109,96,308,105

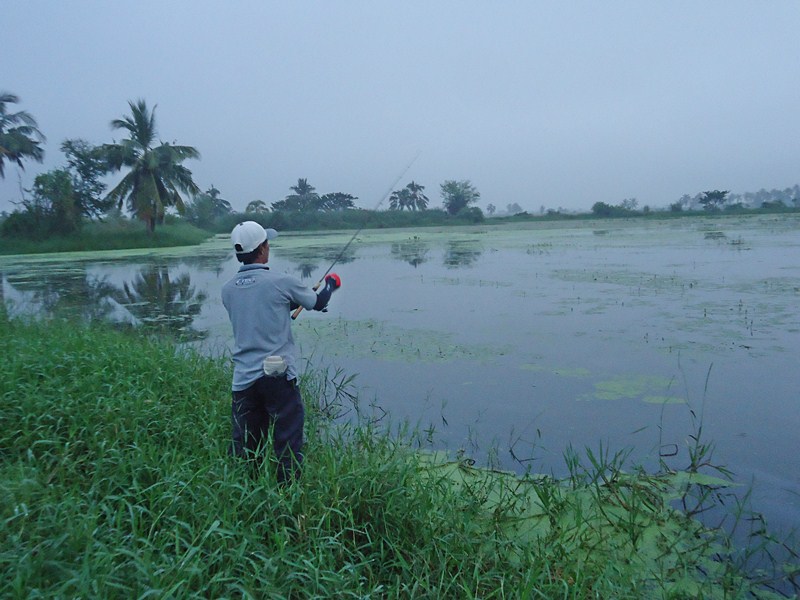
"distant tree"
486,203,496,215
272,178,320,211
506,202,523,215
592,201,613,217
389,187,413,210
245,200,268,213
699,190,729,211
185,185,232,229
61,139,113,219
0,92,46,179
669,201,683,212
406,181,429,210
319,192,356,211
204,185,232,215
389,182,428,211
290,178,317,206
31,169,79,233
761,200,786,210
1,169,79,238
103,99,200,232
675,194,693,211
619,198,638,211
441,180,480,215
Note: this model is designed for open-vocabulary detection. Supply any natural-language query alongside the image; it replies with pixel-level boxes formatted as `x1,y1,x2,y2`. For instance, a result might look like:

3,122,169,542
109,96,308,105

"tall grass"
0,318,795,598
0,218,211,255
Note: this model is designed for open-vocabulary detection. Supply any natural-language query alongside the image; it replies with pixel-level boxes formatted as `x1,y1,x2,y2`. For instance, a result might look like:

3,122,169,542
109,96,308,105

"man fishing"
222,220,341,483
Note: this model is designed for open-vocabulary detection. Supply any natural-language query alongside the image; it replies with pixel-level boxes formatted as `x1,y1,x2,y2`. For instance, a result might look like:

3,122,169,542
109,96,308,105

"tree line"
591,187,800,218
4,91,797,242
0,92,485,239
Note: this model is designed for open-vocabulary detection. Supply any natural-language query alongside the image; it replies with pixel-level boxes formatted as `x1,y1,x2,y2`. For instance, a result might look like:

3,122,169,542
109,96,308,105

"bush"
458,206,485,223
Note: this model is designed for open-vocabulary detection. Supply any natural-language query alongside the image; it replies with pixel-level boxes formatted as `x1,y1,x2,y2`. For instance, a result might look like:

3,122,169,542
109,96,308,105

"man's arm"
286,273,341,313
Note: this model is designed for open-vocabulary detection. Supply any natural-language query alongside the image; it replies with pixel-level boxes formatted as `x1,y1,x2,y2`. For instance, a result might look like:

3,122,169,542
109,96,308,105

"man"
221,221,340,483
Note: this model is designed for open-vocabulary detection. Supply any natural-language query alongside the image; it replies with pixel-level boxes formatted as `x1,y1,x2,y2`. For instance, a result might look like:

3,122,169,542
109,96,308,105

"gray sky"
3,1,799,214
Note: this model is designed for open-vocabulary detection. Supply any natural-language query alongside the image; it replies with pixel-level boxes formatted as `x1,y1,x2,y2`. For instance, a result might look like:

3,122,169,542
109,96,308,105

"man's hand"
313,273,342,311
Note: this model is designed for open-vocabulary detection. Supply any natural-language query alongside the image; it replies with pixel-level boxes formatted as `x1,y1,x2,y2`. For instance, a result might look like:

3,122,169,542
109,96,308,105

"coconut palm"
406,181,429,210
103,99,200,232
389,188,413,210
0,92,46,179
271,178,320,211
390,182,429,211
319,192,356,211
245,199,268,213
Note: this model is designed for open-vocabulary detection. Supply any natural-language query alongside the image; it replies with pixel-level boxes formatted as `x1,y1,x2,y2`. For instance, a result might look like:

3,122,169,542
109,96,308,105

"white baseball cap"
231,221,278,254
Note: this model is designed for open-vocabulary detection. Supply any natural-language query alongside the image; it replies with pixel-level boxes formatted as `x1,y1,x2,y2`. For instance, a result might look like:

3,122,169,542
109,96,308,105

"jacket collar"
237,264,269,272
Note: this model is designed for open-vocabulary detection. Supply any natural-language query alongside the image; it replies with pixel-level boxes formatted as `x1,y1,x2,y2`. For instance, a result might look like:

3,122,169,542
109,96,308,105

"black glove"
313,273,342,311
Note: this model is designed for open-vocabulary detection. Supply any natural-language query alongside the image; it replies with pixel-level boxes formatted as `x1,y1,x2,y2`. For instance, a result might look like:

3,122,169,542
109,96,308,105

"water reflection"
294,262,319,280
2,262,209,340
283,246,358,281
443,240,483,268
178,253,229,275
320,247,356,265
114,264,207,339
5,265,117,321
390,240,430,268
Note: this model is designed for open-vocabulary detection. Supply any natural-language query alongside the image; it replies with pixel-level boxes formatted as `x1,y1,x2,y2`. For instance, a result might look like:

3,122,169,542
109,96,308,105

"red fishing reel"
326,273,342,290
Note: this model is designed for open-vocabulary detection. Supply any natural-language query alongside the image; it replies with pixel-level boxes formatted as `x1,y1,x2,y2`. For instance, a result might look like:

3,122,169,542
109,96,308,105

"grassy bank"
0,218,212,255
0,319,793,598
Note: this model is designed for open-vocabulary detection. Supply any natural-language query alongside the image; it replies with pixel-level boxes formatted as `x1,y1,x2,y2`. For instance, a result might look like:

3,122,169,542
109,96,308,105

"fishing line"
291,151,421,320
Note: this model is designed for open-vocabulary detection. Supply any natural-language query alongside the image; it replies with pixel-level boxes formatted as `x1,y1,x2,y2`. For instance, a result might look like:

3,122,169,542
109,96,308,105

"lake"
2,214,798,536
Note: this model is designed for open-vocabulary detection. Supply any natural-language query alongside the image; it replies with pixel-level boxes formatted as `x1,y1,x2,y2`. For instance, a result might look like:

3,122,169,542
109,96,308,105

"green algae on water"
582,374,679,403
296,317,511,363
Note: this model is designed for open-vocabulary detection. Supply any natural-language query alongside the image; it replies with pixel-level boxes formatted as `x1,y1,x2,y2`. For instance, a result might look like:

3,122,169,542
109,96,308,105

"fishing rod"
291,151,421,320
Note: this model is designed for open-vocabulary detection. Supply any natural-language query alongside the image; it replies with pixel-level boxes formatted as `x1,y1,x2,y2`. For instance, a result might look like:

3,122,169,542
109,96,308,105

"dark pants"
231,376,304,484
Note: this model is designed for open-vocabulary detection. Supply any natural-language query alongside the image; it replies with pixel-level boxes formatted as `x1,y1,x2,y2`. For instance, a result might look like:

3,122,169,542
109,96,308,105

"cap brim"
265,228,278,240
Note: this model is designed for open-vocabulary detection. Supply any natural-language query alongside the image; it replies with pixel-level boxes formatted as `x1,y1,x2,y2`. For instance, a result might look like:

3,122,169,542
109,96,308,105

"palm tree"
271,178,320,211
389,188,413,210
319,192,356,211
0,92,46,178
103,99,200,232
186,185,232,228
406,181,429,210
390,182,429,211
245,200,268,213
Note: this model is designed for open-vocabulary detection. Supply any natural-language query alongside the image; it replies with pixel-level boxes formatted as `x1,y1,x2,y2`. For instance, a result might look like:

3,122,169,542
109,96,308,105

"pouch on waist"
263,355,287,377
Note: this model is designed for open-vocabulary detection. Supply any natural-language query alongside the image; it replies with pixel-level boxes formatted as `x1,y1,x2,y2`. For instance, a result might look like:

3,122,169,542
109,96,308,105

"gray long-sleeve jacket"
222,264,317,391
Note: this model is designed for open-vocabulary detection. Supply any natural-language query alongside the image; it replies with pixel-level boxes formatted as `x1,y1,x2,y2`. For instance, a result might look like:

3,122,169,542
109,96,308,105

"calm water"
2,215,799,534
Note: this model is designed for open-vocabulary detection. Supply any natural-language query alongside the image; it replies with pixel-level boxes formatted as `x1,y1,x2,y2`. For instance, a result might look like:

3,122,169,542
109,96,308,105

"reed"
0,219,211,255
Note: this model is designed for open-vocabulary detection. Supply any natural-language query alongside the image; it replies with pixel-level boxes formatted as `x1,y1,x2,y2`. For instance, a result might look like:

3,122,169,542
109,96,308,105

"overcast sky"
3,1,799,215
